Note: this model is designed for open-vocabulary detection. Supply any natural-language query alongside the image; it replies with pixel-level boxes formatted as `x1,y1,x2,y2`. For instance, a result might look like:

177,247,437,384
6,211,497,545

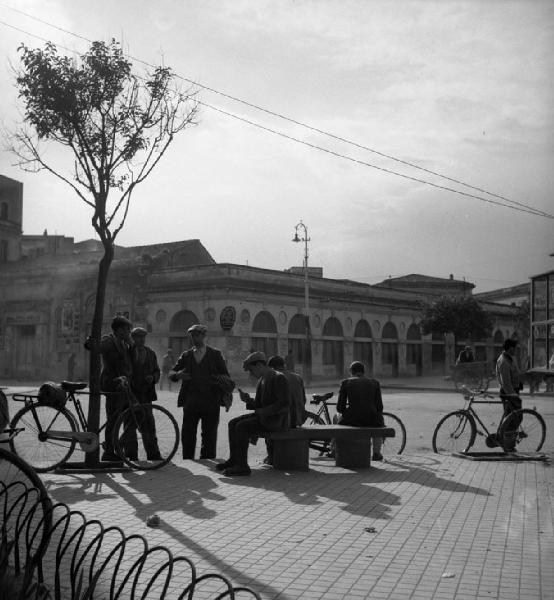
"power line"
1,9,553,220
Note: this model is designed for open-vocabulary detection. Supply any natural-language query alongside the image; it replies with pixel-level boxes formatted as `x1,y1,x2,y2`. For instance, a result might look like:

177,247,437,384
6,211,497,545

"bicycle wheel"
498,409,546,453
381,412,407,455
305,412,331,455
0,447,53,566
9,403,78,472
113,403,179,470
432,410,476,454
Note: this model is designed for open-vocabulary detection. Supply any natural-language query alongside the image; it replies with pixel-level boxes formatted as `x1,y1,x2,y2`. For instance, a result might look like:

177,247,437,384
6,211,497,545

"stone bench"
259,425,395,471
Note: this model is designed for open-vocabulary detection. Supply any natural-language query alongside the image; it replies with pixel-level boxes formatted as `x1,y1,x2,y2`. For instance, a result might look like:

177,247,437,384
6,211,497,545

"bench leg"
272,439,310,471
335,438,372,468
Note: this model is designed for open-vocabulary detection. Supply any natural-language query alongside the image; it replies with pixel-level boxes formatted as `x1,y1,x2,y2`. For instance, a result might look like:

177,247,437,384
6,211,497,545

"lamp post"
292,220,311,383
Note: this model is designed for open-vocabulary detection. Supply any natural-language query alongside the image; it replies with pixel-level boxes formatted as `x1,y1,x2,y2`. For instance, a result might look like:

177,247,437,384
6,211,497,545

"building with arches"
0,179,522,382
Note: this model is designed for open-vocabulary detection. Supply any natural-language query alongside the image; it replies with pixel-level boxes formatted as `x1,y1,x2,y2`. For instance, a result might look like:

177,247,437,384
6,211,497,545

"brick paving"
5,384,554,599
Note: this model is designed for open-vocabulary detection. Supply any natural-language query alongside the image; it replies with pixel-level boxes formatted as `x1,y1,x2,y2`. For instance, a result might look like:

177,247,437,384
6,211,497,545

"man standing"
216,352,290,476
170,324,230,459
336,361,385,461
456,345,474,364
496,338,522,453
128,327,162,461
96,315,133,462
160,348,174,391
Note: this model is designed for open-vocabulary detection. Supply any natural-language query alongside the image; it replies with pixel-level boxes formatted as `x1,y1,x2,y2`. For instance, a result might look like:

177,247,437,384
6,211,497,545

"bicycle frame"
461,391,504,439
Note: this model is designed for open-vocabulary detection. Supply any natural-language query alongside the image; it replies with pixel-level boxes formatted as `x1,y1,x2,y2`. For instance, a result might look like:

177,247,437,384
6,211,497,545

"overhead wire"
0,5,553,220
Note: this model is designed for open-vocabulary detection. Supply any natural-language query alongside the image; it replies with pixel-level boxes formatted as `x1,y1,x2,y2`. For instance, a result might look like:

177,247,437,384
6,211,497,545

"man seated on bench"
335,361,385,461
215,352,290,476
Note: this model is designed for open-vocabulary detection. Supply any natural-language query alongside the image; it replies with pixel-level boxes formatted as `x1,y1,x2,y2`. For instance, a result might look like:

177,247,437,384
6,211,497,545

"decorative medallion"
155,309,167,323
373,320,381,333
279,311,287,325
346,317,353,331
220,306,237,331
400,322,406,334
205,307,216,322
314,314,321,328
240,309,251,323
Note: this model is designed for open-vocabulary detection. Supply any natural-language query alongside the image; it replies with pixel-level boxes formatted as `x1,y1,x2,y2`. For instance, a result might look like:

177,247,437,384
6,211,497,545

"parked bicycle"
432,387,546,454
305,391,406,456
8,380,179,472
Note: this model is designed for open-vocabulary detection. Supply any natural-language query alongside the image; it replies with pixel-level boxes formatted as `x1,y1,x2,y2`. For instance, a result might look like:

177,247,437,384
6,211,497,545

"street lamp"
292,220,311,383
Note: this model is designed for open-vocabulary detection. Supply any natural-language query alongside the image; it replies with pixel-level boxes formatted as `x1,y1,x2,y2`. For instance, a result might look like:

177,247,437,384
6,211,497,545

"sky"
0,0,553,293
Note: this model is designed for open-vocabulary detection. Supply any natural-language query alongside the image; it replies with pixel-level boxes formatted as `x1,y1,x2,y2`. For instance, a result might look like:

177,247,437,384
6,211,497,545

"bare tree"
8,39,198,466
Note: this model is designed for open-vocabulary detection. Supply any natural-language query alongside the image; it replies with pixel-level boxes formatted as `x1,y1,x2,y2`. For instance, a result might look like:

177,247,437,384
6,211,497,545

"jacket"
131,345,160,403
496,351,520,397
337,375,384,427
246,369,290,431
173,345,229,408
99,334,133,393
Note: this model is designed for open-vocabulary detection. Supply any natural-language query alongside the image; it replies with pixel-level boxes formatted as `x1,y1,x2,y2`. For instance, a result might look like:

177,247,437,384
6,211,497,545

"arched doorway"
169,310,199,356
406,323,422,376
288,313,310,372
353,319,373,375
322,317,344,378
431,331,446,375
382,322,399,377
251,311,278,357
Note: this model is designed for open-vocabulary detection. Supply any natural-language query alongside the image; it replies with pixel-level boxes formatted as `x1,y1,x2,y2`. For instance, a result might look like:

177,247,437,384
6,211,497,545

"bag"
38,382,67,408
212,375,235,411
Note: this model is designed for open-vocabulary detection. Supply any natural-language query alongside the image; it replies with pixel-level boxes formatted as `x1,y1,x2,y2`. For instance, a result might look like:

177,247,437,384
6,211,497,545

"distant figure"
284,349,295,372
67,352,76,380
456,345,474,364
160,348,175,391
496,338,522,453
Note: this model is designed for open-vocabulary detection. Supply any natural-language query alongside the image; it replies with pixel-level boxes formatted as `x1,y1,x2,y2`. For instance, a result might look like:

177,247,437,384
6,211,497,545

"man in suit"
336,361,385,461
216,351,290,476
170,324,230,459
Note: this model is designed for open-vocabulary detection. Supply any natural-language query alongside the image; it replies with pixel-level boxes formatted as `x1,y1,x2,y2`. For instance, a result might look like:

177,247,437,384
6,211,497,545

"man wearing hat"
127,327,162,461
91,315,133,462
170,324,231,459
215,351,290,476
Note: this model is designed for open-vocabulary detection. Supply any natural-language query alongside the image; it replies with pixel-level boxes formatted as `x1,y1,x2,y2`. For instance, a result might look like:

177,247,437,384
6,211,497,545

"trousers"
181,396,220,459
228,413,264,467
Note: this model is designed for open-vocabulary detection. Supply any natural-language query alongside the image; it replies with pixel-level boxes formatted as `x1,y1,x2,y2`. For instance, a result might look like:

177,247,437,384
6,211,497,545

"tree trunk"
85,243,114,467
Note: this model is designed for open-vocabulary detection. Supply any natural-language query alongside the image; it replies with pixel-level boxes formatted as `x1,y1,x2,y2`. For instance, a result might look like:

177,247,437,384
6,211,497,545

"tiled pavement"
4,383,554,599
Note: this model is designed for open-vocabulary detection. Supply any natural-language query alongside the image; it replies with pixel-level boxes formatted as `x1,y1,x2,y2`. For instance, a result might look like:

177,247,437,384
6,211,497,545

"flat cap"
131,327,148,337
243,351,267,370
187,324,208,334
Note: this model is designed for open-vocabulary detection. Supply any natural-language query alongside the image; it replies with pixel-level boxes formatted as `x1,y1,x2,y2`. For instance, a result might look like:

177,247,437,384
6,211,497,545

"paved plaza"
3,382,554,599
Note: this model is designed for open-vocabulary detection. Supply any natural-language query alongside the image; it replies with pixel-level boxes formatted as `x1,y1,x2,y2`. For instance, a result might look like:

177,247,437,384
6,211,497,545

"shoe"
101,452,121,462
223,465,251,476
372,453,384,461
126,454,138,461
147,453,163,461
215,459,233,471
262,456,273,465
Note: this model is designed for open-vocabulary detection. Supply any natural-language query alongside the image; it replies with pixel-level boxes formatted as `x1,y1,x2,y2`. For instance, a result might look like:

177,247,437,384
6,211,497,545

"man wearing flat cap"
215,351,290,476
126,327,162,460
170,324,231,459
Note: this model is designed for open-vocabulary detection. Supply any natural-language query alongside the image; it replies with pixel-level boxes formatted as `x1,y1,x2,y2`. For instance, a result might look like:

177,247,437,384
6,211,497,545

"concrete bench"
259,425,395,471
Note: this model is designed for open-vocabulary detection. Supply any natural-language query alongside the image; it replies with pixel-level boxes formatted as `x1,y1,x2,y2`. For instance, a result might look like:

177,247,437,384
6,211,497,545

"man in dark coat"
170,324,230,459
216,351,290,476
127,327,162,461
336,361,385,461
97,315,133,462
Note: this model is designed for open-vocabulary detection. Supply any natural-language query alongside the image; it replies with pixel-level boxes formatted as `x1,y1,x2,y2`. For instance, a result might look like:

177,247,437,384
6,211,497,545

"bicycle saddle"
61,381,88,392
311,391,334,404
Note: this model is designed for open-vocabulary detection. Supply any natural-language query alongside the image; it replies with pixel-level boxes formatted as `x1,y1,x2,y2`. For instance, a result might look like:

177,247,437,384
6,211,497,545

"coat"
246,369,290,431
173,346,230,408
99,334,133,393
131,345,160,403
337,375,384,427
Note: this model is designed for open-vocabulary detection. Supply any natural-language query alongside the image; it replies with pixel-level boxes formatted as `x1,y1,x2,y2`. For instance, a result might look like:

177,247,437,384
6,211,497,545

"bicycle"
306,392,407,456
8,380,179,473
432,387,546,454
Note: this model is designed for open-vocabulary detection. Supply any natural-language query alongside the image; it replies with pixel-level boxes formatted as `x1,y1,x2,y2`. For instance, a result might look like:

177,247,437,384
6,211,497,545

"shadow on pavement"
47,462,226,520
